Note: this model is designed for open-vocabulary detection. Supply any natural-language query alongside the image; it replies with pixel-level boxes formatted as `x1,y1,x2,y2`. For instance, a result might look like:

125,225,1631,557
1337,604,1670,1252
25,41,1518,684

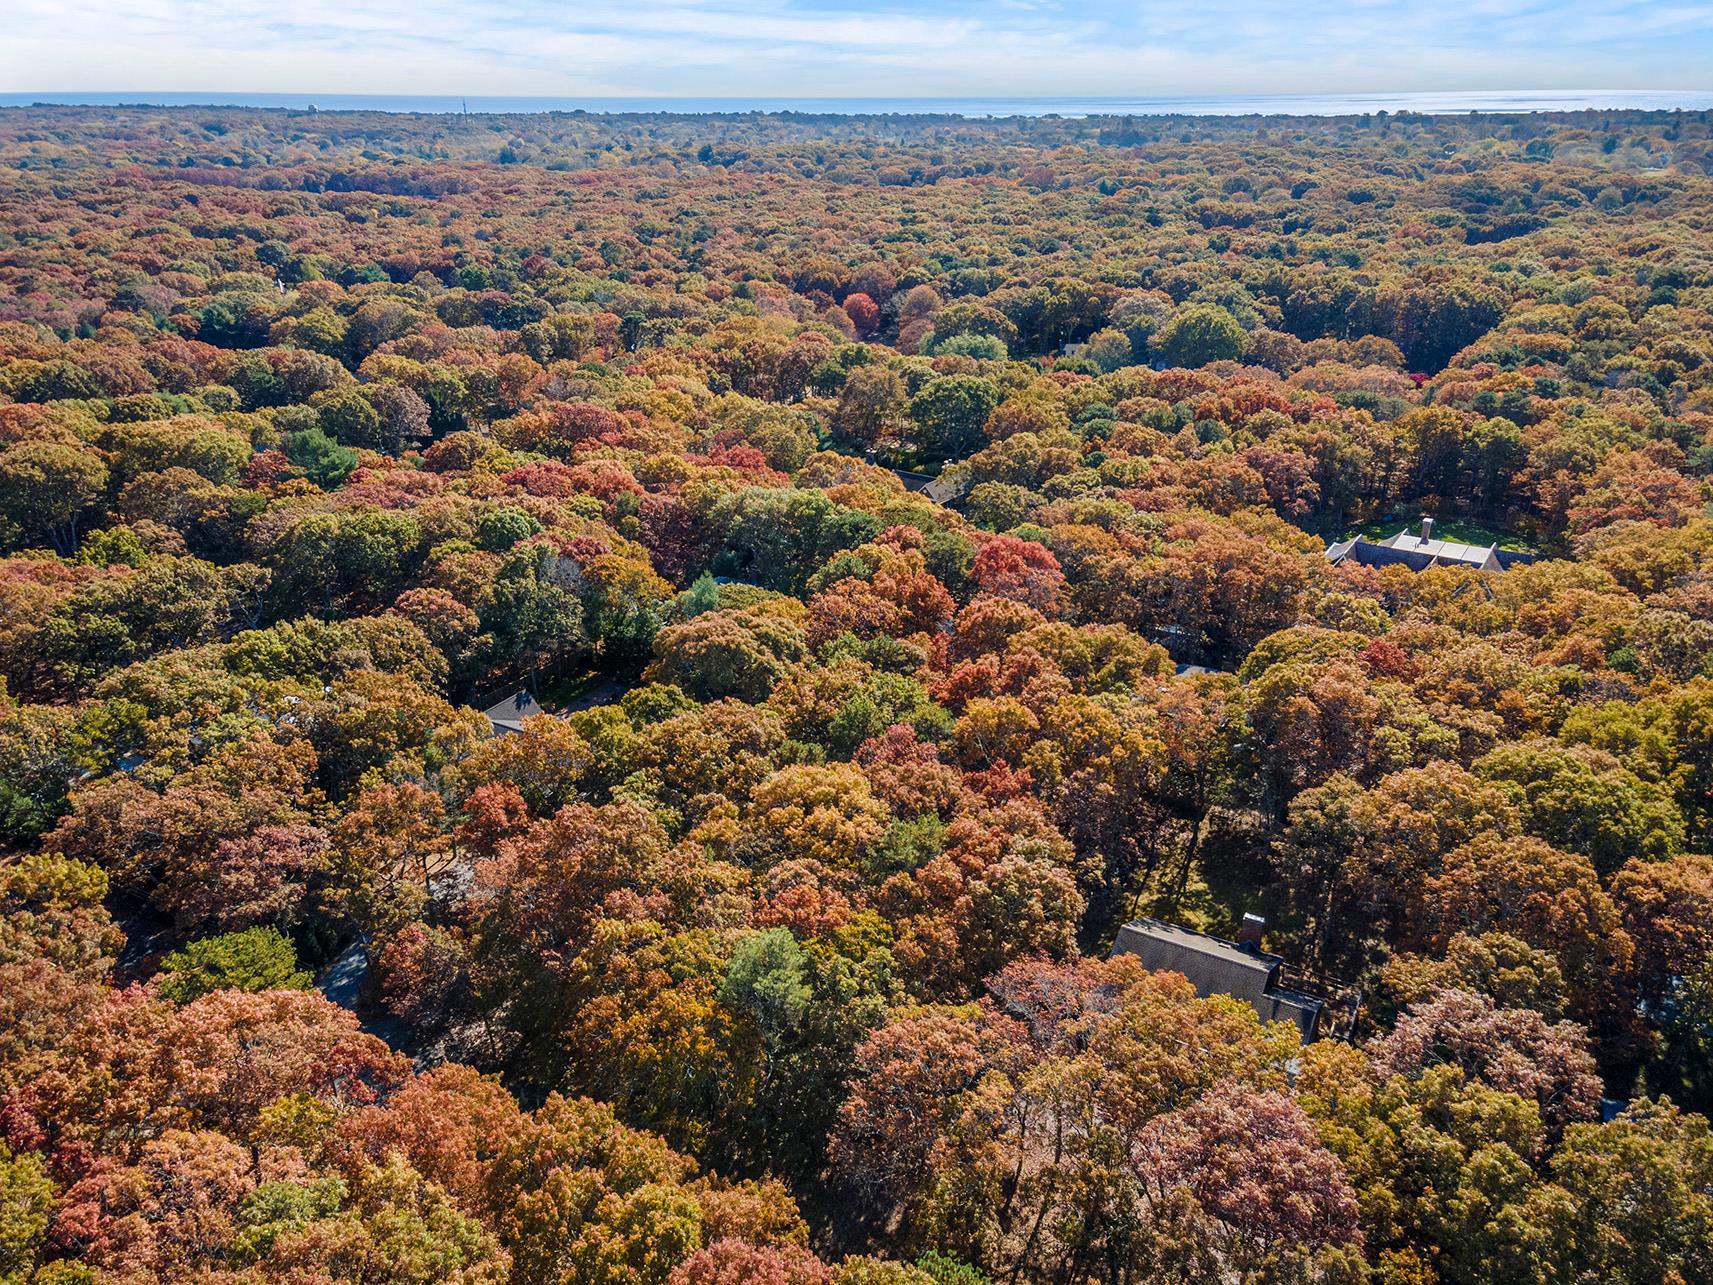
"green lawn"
1343,512,1533,552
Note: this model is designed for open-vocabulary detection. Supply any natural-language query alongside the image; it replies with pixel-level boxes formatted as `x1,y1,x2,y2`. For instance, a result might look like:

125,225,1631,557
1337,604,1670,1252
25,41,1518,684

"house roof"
890,468,937,493
1327,539,1440,571
1111,918,1324,1039
885,467,966,505
1326,524,1536,573
482,689,543,735
922,473,968,505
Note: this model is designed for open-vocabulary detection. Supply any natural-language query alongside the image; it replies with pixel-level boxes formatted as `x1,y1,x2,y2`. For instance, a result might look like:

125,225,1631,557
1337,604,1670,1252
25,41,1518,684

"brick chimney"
1236,913,1265,953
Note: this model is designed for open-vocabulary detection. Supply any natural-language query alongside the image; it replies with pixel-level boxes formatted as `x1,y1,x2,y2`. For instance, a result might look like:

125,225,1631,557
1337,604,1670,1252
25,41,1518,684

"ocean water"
3,90,1711,118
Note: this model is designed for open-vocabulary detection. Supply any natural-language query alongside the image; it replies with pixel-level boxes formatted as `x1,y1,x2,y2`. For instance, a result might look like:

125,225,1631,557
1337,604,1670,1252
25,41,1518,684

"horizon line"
7,88,1711,122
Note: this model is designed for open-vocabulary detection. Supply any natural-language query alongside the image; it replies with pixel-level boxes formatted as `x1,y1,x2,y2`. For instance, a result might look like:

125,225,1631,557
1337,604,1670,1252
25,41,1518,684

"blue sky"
4,0,1711,98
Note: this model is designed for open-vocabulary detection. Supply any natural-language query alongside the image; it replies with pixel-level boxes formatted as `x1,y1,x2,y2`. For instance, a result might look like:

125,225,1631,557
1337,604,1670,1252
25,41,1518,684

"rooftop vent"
1420,517,1434,543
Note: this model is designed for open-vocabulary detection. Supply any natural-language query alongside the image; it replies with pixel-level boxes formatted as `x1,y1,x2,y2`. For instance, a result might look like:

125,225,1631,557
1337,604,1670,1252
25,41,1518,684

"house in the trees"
1325,517,1535,573
1111,915,1330,1040
888,466,968,507
482,689,543,735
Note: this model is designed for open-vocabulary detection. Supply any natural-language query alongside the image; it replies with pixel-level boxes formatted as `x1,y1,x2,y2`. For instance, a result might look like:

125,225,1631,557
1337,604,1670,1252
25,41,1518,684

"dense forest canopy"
2,104,1713,1284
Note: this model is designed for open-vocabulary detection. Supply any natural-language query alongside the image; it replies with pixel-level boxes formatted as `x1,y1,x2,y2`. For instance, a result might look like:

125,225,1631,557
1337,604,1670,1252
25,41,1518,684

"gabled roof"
1326,525,1536,573
922,473,969,505
1327,539,1437,571
886,467,966,506
1377,526,1510,568
1111,918,1324,1040
482,689,543,735
890,468,937,493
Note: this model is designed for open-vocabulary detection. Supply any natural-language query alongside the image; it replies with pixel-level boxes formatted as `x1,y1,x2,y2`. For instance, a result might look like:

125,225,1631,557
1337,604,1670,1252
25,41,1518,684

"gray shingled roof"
1111,918,1324,1039
482,689,543,735
1326,522,1537,574
922,474,968,505
890,469,936,493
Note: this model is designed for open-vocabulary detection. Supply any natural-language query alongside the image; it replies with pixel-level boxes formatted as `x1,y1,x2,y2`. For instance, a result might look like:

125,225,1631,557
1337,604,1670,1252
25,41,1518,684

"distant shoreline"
4,89,1712,119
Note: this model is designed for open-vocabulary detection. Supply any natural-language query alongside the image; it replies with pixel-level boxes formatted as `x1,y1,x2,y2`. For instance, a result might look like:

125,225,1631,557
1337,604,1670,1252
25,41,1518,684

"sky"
3,0,1712,100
